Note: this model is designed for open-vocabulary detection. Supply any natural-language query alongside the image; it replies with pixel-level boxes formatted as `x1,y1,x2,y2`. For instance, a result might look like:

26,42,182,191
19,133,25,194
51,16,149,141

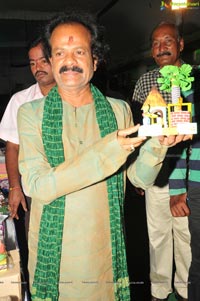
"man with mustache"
16,12,188,301
0,36,55,220
131,22,191,301
0,36,55,295
59,65,83,73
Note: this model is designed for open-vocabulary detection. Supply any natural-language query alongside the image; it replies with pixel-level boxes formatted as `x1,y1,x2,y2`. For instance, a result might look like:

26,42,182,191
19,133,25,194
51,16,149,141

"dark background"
1,0,200,118
0,2,198,300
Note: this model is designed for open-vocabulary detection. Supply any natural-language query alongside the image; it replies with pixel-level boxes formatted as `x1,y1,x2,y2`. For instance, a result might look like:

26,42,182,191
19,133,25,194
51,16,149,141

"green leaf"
157,64,194,92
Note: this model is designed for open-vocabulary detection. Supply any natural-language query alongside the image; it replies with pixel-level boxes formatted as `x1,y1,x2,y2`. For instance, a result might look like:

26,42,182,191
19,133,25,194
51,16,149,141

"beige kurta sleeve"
127,137,168,190
18,101,129,204
110,99,169,190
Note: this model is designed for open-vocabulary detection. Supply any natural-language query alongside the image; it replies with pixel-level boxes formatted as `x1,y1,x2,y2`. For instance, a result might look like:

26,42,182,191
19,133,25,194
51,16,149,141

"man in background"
132,21,191,301
0,36,55,295
0,36,55,221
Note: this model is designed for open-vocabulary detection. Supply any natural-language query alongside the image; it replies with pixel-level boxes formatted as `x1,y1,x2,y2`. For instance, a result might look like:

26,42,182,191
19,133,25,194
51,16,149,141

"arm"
169,147,190,216
127,137,168,189
0,94,21,144
129,73,168,188
127,134,190,190
169,147,187,195
18,104,146,205
5,141,27,219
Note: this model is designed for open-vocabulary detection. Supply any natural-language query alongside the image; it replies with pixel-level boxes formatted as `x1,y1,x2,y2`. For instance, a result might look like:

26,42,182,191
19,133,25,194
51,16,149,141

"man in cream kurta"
16,12,187,301
18,95,169,301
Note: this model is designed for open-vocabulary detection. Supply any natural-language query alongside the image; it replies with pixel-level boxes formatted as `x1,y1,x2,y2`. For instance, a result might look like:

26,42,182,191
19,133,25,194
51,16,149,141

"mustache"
35,71,48,77
156,51,171,57
59,65,83,74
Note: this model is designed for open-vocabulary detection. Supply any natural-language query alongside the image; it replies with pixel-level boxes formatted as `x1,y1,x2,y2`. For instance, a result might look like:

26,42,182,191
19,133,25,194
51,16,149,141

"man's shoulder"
106,96,124,103
106,97,132,121
12,83,36,97
191,65,200,78
134,68,160,91
137,68,160,82
11,83,41,101
133,68,160,103
106,96,129,110
19,96,45,113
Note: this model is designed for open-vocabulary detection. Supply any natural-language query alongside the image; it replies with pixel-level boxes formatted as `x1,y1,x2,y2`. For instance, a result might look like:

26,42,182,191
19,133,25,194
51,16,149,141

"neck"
173,58,182,67
58,85,93,107
39,82,56,96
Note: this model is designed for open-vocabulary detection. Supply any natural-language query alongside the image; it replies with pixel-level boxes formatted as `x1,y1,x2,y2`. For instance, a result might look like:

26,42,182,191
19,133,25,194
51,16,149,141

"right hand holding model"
117,124,146,152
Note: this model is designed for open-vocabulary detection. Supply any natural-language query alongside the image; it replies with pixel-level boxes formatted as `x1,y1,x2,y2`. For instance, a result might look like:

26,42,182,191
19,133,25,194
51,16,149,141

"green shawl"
31,84,130,301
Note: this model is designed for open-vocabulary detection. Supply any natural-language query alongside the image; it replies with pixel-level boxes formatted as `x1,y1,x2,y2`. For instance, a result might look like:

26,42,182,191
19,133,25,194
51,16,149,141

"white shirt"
0,83,43,144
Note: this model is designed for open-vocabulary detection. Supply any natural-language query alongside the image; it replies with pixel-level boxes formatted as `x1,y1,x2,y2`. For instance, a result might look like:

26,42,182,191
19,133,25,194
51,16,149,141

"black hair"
150,21,183,43
27,36,50,63
44,9,110,66
27,36,43,52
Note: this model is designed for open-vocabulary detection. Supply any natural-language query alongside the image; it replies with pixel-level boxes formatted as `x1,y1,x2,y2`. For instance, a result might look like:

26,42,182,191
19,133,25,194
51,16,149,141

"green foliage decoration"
157,64,194,92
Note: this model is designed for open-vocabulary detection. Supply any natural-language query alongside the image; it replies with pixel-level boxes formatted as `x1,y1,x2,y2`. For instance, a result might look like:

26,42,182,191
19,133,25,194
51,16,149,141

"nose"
158,41,168,52
35,61,43,71
64,52,76,66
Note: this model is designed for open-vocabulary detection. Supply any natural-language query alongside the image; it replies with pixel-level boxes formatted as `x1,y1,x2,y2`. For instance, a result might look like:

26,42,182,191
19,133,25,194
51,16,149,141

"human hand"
134,187,145,196
117,124,146,152
158,134,190,147
170,193,190,217
8,189,27,219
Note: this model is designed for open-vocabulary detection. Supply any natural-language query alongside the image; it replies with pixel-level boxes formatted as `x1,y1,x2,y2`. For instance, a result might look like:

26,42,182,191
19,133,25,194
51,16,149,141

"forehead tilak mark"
68,36,74,43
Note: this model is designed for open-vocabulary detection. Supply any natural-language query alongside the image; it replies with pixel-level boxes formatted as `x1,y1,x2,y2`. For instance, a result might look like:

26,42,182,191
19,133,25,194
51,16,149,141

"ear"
151,47,155,58
179,38,184,52
93,56,98,71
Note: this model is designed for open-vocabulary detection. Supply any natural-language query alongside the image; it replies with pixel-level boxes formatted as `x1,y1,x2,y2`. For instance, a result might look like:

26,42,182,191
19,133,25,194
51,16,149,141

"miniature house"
138,87,197,136
141,87,167,128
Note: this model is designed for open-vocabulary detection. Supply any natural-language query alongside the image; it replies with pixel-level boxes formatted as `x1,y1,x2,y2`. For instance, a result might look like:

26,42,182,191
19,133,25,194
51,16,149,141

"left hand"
158,134,191,147
170,193,190,217
134,187,145,196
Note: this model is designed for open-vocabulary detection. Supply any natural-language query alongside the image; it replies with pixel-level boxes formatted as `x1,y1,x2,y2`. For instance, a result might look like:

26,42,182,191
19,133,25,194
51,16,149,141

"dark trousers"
14,196,31,300
188,187,200,301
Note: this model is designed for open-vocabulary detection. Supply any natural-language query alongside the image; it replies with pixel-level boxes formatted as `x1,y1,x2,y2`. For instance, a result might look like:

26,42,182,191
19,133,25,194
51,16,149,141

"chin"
158,59,172,67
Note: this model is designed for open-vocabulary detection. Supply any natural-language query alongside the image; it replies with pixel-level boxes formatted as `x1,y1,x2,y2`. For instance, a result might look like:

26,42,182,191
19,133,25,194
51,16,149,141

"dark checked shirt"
132,68,172,105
